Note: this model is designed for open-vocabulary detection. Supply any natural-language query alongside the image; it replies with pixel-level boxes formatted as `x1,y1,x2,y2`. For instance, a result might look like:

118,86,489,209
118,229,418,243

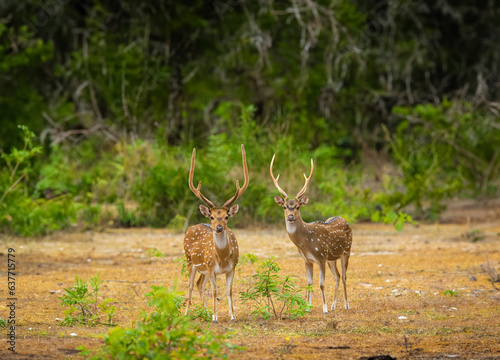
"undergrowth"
78,285,240,359
2,100,499,237
59,273,117,326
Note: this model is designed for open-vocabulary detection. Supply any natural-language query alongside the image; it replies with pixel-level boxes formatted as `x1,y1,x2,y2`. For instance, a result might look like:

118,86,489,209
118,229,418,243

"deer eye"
283,206,286,209
210,216,214,220
225,216,229,220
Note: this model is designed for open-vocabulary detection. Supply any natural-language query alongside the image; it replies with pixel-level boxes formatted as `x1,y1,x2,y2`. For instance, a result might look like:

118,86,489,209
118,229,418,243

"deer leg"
208,272,218,323
341,254,350,310
185,265,197,316
196,274,208,307
304,261,314,304
226,269,236,322
319,261,328,314
328,261,340,311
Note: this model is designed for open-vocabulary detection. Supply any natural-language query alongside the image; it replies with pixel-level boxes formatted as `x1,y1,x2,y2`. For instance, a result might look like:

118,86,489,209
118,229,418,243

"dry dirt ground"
0,200,499,359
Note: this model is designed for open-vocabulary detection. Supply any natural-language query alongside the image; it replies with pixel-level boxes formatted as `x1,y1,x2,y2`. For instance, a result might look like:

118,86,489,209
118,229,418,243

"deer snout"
287,214,295,222
215,224,223,233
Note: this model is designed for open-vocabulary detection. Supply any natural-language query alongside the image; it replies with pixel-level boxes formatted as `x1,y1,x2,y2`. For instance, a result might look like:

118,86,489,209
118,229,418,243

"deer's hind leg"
328,260,340,311
196,274,208,307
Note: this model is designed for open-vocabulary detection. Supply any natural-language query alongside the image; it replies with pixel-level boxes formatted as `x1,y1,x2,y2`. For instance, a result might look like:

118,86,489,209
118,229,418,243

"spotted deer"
183,144,248,323
270,155,352,313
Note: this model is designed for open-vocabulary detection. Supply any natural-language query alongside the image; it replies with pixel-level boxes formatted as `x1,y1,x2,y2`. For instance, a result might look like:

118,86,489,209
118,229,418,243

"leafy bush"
0,119,418,236
240,256,312,320
0,125,79,236
59,273,116,326
79,285,239,359
387,101,499,219
4,194,79,236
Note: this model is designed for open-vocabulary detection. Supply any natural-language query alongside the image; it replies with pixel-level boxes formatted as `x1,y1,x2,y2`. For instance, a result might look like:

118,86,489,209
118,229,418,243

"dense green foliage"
0,125,78,236
78,285,237,359
1,1,499,235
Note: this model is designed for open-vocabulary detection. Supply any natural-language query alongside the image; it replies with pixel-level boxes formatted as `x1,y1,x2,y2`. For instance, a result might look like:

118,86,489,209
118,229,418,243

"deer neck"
213,230,229,250
286,216,317,254
212,230,232,263
285,213,307,239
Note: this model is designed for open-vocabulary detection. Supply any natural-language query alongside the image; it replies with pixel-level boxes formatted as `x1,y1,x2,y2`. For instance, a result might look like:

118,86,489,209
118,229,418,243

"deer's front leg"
304,261,314,304
319,261,328,314
185,265,197,316
226,269,236,321
208,271,218,323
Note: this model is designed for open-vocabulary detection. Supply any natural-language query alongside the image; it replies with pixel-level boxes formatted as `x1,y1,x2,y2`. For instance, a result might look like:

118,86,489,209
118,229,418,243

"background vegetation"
1,0,499,235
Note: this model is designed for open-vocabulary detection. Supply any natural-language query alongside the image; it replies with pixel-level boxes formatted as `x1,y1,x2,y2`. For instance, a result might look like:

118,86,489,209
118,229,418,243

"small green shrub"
79,285,239,359
59,273,116,326
239,253,258,270
443,289,457,297
147,247,164,257
240,256,312,320
238,252,258,282
174,257,189,278
186,303,214,322
462,229,484,242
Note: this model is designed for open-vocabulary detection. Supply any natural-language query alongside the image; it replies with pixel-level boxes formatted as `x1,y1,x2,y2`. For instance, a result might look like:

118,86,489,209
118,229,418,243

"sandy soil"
0,201,499,359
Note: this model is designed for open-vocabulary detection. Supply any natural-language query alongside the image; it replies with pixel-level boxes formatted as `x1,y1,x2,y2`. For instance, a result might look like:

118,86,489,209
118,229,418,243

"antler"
189,148,216,208
269,154,288,198
295,158,314,199
223,144,249,208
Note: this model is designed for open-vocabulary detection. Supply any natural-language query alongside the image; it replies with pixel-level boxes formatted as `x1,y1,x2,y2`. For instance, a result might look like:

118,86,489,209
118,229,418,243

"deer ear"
274,195,285,206
299,196,309,206
228,204,239,217
199,205,211,218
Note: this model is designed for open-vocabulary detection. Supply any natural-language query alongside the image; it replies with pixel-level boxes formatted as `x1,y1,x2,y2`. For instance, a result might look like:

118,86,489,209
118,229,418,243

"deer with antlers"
183,144,248,323
270,155,353,314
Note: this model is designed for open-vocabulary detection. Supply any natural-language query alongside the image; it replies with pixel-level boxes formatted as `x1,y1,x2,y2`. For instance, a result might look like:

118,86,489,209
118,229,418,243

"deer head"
270,154,314,224
189,144,249,233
